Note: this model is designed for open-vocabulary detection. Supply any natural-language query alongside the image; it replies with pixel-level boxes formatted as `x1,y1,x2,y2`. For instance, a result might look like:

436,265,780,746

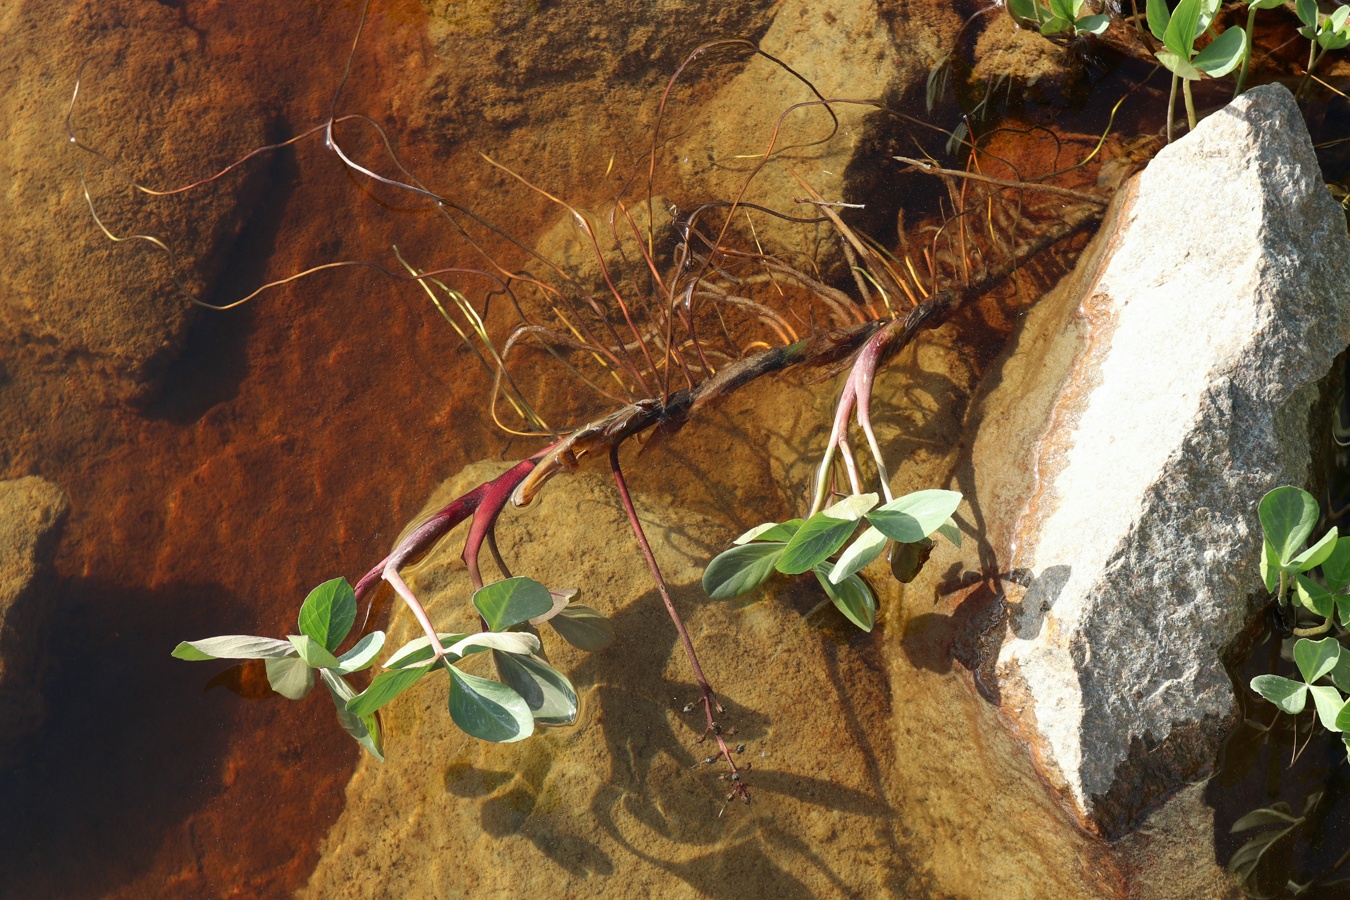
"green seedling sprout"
1258,486,1343,636
1008,0,1111,38
1295,0,1350,99
1145,0,1247,139
1232,0,1285,97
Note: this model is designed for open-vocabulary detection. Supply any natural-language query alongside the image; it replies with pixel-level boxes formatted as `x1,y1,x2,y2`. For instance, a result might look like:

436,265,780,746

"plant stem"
1293,613,1335,637
609,445,748,803
1233,6,1259,97
1167,72,1178,143
1297,43,1326,100
1182,79,1197,132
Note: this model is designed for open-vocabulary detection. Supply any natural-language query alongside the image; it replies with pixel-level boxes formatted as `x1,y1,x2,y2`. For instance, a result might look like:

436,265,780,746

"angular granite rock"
975,84,1350,835
0,476,69,753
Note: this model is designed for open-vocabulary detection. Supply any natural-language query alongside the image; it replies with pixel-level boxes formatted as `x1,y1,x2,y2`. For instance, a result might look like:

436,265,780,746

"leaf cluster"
1145,0,1246,82
1008,0,1110,38
702,490,962,632
1258,486,1348,623
1297,0,1350,52
174,574,615,753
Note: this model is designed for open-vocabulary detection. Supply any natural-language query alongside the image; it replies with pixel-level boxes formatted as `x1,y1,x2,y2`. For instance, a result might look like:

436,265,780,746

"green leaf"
830,526,888,584
320,669,384,761
347,665,431,717
776,513,857,575
1295,637,1341,684
1319,26,1350,50
1049,0,1075,21
1251,674,1307,714
448,665,535,743
936,517,962,548
1294,527,1339,571
288,634,341,669
1336,695,1350,732
493,651,579,725
1008,0,1043,25
1323,538,1350,591
1296,0,1318,28
473,576,555,632
547,604,615,651
1250,0,1284,9
1232,804,1298,831
1311,685,1346,732
733,519,803,545
1331,4,1350,31
1146,0,1170,41
171,635,297,661
704,541,785,599
1260,538,1281,592
1337,595,1350,632
1193,26,1247,77
867,489,963,544
1156,48,1203,80
265,656,315,701
382,633,471,669
1330,649,1350,693
814,562,877,632
1295,574,1334,617
444,631,541,659
298,577,357,653
332,631,386,675
821,492,880,522
1163,0,1203,58
528,588,574,626
1076,13,1110,35
1040,15,1072,34
1260,487,1320,567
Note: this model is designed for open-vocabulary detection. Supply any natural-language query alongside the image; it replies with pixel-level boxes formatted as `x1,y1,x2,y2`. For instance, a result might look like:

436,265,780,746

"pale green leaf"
1193,26,1247,77
1296,0,1318,28
1321,538,1350,590
830,526,888,584
1310,684,1346,732
320,669,384,761
1260,486,1320,566
1250,674,1307,714
866,489,962,544
733,519,803,545
1295,574,1334,617
265,656,315,701
347,665,432,717
298,577,357,652
814,562,877,632
1295,637,1341,684
547,604,615,651
1146,0,1170,41
936,517,962,548
288,634,340,669
473,576,555,632
448,666,535,743
821,492,879,522
444,631,541,659
1163,0,1203,58
1156,49,1203,80
332,631,386,675
1076,13,1110,35
1293,527,1338,571
704,542,785,599
1260,538,1281,592
383,633,470,669
528,588,575,626
493,651,579,725
776,513,857,575
171,635,297,661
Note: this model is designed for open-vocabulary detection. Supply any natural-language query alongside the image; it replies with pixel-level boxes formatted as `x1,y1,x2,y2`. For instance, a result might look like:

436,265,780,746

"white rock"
981,84,1350,834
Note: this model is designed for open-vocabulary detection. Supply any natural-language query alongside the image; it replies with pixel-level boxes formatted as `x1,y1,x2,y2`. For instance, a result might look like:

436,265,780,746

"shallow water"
4,1,1347,896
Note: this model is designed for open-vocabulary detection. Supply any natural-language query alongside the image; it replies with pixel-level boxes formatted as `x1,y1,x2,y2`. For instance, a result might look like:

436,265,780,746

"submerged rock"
964,83,1350,835
0,476,69,757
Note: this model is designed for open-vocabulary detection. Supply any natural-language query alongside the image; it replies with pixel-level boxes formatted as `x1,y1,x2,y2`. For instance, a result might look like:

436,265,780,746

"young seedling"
1232,0,1285,97
1295,0,1350,99
174,577,388,759
1258,486,1340,635
1008,0,1111,38
1145,0,1247,139
1249,637,1350,744
703,489,962,631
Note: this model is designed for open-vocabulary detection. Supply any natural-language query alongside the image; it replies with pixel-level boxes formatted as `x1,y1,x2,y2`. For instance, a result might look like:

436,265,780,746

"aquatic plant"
1144,0,1246,138
74,2,1114,806
1008,0,1111,38
1295,0,1350,99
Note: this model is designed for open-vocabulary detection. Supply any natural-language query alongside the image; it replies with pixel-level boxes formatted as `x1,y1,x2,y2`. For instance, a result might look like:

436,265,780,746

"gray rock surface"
974,83,1350,833
0,475,69,751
